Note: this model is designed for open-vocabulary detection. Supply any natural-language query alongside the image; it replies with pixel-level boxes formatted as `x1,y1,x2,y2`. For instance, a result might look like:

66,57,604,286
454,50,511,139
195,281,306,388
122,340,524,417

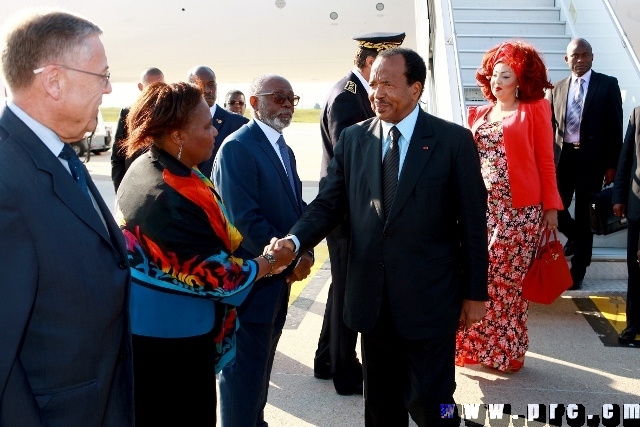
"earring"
516,87,520,98
177,141,183,160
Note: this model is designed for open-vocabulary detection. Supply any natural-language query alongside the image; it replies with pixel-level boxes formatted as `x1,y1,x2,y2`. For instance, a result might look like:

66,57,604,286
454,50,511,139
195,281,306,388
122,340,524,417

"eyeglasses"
33,64,111,87
255,92,300,106
227,100,245,106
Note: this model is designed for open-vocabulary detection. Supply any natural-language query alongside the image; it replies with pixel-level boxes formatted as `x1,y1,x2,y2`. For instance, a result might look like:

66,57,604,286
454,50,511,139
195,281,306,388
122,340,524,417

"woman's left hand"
542,209,559,231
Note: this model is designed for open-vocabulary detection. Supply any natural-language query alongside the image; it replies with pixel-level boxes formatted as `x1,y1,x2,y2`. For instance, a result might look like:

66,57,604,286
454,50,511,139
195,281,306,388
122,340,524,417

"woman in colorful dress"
115,81,295,426
456,41,563,373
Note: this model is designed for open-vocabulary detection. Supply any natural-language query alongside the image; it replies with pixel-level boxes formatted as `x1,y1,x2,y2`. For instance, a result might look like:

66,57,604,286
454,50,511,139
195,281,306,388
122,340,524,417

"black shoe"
564,240,575,257
314,361,332,380
619,326,639,342
335,382,363,396
568,267,584,290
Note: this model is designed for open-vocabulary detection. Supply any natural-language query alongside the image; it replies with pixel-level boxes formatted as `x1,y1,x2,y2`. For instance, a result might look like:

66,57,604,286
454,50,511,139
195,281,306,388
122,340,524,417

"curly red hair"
476,40,553,103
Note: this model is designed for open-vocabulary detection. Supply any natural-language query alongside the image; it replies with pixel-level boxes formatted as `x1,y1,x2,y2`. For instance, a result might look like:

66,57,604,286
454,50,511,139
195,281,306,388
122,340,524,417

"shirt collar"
380,104,420,143
209,104,217,117
352,68,371,93
254,118,283,145
7,101,65,157
572,69,592,86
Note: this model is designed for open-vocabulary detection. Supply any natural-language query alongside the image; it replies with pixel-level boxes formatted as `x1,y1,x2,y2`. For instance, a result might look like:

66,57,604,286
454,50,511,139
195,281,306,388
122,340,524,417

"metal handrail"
446,0,466,124
601,0,640,79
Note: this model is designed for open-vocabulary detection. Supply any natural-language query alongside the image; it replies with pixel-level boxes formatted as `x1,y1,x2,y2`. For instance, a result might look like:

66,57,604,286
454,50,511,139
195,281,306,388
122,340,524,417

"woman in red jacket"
456,41,563,373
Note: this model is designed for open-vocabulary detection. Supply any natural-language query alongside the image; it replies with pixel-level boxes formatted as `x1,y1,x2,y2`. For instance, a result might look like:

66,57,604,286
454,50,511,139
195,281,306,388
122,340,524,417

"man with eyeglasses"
546,38,623,291
213,74,313,427
0,10,133,426
111,67,164,193
315,31,405,396
186,66,248,178
224,89,247,116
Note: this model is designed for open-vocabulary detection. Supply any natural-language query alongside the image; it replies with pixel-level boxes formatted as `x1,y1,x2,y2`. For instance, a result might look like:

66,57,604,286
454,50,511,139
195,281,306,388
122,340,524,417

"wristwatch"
262,253,275,277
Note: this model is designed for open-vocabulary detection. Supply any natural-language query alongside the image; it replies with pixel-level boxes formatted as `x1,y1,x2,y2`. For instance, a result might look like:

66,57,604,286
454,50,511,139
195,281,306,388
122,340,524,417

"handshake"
259,237,312,283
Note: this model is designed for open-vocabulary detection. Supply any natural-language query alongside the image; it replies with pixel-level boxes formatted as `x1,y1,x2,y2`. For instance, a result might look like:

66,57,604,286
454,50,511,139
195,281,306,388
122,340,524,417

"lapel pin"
216,119,222,124
423,146,429,150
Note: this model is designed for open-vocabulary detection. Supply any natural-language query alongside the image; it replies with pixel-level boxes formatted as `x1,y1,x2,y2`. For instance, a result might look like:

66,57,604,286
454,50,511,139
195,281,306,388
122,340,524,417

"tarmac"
87,122,640,427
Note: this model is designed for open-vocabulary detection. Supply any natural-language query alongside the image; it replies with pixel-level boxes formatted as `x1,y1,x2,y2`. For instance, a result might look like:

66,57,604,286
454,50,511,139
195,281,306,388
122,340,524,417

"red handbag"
522,229,573,304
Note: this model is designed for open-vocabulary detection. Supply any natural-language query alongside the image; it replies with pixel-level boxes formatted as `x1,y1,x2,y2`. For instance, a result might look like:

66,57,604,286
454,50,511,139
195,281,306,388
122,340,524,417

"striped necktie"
382,126,401,219
276,135,298,202
566,77,584,135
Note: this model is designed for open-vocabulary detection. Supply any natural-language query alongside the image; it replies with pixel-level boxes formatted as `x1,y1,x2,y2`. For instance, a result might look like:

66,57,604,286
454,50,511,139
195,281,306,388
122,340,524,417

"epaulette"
344,81,357,94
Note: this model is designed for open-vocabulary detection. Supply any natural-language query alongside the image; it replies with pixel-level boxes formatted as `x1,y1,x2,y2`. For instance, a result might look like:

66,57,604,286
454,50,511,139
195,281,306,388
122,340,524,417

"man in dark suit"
186,65,249,178
213,74,314,427
224,89,247,116
110,67,164,193
314,32,405,395
547,38,623,290
0,10,133,426
613,106,640,343
272,48,488,426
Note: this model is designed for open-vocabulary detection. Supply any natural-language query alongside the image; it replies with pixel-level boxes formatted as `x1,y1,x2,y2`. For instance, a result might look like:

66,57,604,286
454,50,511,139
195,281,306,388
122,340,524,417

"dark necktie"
566,77,584,135
58,143,91,200
382,126,401,218
276,135,298,202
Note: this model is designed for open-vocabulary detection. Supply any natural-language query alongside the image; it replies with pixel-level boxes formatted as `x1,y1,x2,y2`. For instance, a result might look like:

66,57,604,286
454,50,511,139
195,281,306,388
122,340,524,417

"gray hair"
1,9,102,92
249,74,282,96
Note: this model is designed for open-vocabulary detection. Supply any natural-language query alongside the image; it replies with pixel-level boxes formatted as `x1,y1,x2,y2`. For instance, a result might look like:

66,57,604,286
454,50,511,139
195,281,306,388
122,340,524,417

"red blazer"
468,99,563,211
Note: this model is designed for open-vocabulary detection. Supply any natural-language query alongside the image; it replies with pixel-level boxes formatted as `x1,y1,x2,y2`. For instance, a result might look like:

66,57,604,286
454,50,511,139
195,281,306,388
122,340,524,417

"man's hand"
613,203,626,218
459,300,486,330
604,168,616,186
286,252,314,284
264,237,295,254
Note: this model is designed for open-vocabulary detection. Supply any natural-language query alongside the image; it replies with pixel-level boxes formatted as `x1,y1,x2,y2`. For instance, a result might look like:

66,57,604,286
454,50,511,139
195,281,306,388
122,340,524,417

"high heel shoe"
481,357,524,374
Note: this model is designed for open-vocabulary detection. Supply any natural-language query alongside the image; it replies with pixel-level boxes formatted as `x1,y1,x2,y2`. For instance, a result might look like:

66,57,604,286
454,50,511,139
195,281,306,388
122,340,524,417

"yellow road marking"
288,241,329,306
589,296,627,334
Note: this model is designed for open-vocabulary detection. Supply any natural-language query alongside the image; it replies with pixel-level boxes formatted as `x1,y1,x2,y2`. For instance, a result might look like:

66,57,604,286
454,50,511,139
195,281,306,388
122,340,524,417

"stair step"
453,7,561,21
455,20,566,35
458,49,566,68
456,34,571,50
452,0,555,7
460,66,567,85
562,279,627,297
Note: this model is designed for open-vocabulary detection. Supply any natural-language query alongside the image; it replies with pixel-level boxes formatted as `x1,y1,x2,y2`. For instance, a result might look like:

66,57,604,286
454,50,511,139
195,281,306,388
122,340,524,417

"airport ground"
87,122,640,427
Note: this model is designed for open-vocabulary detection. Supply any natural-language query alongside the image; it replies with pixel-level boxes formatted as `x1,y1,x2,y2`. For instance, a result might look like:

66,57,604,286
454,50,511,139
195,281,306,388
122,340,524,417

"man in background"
111,67,164,193
315,31,405,396
213,74,313,427
0,10,133,425
186,65,248,178
546,38,623,290
225,89,247,116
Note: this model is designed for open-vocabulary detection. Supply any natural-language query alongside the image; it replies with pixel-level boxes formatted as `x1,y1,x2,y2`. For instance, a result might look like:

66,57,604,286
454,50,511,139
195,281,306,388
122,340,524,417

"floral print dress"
455,119,542,372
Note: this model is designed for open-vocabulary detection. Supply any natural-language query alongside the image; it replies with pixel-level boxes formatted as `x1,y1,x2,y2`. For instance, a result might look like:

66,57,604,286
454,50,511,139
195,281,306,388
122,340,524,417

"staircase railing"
601,0,640,79
446,0,466,124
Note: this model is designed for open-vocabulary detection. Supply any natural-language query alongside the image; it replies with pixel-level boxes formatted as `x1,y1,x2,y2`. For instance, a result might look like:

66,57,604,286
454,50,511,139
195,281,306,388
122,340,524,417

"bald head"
565,38,593,77
187,65,216,107
138,67,164,91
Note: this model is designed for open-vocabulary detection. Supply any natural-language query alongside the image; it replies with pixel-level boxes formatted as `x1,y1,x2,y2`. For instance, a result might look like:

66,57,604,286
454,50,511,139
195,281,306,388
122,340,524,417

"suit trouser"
132,331,217,427
361,291,459,427
219,282,289,427
626,218,640,329
314,230,362,391
557,144,595,278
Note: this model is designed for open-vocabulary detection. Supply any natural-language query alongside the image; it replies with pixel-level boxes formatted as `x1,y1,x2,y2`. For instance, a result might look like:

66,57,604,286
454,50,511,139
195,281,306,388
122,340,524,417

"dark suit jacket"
0,105,133,426
212,120,304,323
320,71,374,179
290,109,489,340
613,106,640,220
199,106,249,179
547,70,623,190
110,107,139,193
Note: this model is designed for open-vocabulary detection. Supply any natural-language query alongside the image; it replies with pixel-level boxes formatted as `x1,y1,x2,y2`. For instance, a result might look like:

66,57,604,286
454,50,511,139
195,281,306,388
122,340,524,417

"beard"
257,98,292,132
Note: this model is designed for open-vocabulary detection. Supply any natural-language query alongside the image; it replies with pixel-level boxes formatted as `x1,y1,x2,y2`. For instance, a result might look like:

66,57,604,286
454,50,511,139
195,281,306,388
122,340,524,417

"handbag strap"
533,228,560,256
